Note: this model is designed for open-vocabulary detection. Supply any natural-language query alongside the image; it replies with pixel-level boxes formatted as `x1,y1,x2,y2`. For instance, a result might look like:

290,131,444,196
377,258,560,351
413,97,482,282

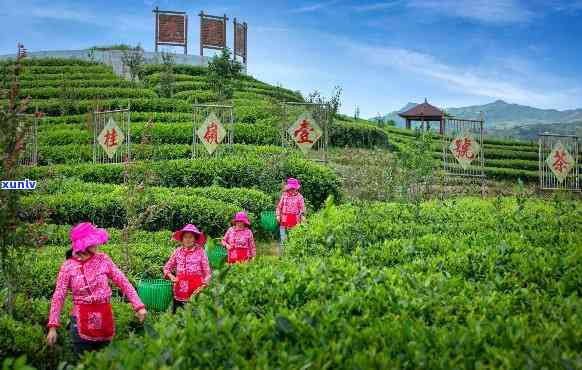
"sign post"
93,105,131,164
153,7,188,54
192,104,234,157
281,102,329,163
199,12,228,56
539,133,580,191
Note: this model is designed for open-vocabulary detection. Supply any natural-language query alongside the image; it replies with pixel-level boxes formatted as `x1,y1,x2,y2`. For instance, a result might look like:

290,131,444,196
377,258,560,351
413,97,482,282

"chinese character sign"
449,133,480,170
97,117,125,159
546,142,574,183
197,112,226,154
158,14,186,44
288,113,322,155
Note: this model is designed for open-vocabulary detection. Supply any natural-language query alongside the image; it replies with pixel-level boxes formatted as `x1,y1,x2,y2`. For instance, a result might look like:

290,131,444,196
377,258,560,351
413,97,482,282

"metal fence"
538,133,580,191
281,102,329,163
442,117,485,179
192,104,234,158
16,112,39,166
93,107,131,164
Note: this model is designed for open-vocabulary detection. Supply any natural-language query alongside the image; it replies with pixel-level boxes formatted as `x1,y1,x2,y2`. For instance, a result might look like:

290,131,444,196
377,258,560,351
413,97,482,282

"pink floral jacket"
222,227,256,257
276,191,306,218
48,253,144,328
163,247,211,283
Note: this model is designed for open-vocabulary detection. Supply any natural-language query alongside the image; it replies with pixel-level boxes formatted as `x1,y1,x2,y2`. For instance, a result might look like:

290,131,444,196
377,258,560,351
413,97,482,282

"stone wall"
0,49,245,78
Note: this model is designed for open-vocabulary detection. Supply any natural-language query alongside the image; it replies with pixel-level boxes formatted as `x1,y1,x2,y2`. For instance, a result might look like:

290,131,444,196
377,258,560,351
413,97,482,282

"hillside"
0,57,388,164
1,56,581,370
487,121,582,141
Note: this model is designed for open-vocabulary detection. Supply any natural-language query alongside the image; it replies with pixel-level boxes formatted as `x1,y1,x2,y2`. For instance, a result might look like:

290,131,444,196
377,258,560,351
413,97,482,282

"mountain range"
376,100,582,130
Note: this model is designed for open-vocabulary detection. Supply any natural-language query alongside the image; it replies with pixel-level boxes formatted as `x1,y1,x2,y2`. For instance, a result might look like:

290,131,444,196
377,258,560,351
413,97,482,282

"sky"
1,0,581,117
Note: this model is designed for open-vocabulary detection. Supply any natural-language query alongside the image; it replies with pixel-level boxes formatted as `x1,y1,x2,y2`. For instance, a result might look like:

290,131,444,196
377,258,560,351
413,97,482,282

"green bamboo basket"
205,238,227,270
260,210,278,233
137,279,173,312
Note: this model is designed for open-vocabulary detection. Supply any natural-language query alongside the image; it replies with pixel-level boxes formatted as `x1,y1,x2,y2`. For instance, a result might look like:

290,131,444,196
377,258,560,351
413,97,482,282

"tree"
158,51,176,98
307,86,342,117
207,48,243,102
0,45,41,313
121,44,145,82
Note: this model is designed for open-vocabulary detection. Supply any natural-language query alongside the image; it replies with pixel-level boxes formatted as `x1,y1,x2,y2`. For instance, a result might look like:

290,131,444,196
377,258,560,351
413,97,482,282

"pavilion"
398,99,446,134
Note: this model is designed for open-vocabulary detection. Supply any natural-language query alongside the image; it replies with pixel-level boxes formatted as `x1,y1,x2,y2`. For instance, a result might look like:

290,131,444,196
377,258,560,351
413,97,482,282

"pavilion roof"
398,99,444,119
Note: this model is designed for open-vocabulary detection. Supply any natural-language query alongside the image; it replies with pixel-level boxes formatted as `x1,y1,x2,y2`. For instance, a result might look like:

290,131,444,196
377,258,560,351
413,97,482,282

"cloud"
407,0,534,24
341,40,582,108
353,1,402,12
290,0,339,13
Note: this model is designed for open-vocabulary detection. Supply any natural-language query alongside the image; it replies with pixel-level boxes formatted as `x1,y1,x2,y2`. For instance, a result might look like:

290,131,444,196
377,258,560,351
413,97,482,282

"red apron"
227,248,251,264
280,214,299,229
173,274,204,301
77,302,115,340
76,261,115,341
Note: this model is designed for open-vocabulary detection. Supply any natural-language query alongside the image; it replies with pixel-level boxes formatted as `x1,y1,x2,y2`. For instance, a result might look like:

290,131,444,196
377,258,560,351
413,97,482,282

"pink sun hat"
285,178,301,191
172,224,206,244
232,211,251,226
70,222,109,254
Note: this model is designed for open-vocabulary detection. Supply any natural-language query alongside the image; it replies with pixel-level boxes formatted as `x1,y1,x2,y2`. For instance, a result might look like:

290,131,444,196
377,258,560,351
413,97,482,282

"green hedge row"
41,179,274,219
168,81,212,92
233,123,281,145
240,87,303,102
2,78,135,89
16,97,280,116
423,152,539,181
0,57,101,66
385,126,536,148
394,135,538,162
9,72,117,81
0,65,112,75
16,98,192,115
36,143,288,164
20,186,272,235
19,155,341,208
330,122,389,148
142,64,207,77
145,73,208,85
485,158,538,171
39,121,389,150
19,87,157,100
233,99,278,124
20,191,238,234
173,90,217,103
41,112,193,125
287,197,581,259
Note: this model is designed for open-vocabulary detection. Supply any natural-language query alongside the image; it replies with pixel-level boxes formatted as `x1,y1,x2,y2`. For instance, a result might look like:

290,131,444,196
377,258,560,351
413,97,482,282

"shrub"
19,155,341,208
19,87,157,99
330,122,389,148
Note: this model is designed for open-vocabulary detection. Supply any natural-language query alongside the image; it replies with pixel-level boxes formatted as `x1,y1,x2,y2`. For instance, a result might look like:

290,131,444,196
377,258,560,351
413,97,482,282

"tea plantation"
1,58,581,369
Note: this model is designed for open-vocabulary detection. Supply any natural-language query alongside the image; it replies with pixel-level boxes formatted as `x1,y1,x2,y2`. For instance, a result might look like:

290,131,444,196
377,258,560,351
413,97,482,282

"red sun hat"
231,211,251,226
172,224,206,245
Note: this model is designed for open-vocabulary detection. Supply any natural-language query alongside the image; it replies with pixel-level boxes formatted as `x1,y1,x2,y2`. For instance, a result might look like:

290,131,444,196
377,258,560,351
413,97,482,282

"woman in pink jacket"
276,178,306,254
163,224,211,313
222,212,256,264
46,222,147,357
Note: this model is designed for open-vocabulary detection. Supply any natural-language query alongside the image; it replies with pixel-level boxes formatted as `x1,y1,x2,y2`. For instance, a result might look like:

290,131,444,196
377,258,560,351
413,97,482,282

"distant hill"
376,100,582,130
487,121,582,142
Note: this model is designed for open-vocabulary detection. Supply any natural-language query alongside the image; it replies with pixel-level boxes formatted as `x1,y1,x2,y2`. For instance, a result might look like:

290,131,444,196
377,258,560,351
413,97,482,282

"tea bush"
19,155,341,208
